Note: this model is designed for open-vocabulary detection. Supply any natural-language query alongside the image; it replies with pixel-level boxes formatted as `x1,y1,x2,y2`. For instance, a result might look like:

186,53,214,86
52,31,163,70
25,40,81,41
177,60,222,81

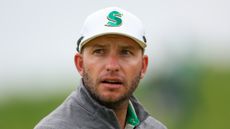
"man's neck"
113,100,129,129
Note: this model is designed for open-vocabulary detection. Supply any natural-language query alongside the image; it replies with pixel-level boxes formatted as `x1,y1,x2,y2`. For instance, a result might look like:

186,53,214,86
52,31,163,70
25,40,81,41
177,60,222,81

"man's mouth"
101,79,123,88
101,80,123,85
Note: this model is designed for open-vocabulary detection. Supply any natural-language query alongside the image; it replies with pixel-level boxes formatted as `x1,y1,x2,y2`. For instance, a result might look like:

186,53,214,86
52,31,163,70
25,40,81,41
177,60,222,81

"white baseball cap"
76,7,147,52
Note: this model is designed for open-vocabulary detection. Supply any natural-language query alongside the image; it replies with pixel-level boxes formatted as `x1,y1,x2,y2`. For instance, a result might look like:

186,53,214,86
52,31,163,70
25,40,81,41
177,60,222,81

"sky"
0,0,230,97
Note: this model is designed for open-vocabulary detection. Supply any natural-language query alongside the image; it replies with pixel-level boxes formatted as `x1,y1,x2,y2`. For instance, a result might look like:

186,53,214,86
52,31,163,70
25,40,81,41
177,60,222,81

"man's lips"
101,80,122,84
100,77,124,88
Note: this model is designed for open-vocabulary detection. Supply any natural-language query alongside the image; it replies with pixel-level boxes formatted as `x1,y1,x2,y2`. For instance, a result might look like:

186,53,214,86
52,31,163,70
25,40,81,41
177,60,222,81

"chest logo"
105,11,123,27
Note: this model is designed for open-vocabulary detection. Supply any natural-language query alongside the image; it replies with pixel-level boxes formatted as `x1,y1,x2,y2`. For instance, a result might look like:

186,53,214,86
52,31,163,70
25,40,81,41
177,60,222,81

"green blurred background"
1,0,230,129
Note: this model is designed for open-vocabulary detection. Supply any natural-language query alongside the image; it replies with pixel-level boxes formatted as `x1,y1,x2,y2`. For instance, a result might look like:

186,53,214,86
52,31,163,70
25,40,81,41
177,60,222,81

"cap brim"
79,32,146,52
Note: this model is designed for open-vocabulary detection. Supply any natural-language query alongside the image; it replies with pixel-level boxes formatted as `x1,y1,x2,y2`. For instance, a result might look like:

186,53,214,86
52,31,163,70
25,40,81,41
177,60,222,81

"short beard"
82,71,141,109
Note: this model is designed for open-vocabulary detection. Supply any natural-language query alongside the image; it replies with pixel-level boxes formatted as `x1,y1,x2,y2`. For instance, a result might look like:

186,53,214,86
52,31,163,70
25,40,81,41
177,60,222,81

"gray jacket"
34,81,167,129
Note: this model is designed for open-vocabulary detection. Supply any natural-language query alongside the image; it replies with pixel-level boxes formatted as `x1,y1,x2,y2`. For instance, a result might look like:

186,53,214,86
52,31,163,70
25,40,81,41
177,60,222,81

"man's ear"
140,55,148,79
74,53,83,76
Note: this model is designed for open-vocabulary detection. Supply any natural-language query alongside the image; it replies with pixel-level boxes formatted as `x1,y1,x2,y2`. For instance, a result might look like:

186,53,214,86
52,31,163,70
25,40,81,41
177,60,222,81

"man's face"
75,35,148,106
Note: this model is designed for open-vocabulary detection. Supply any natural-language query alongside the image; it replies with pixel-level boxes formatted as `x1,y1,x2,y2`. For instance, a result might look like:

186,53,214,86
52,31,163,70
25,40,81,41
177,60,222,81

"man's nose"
105,55,120,72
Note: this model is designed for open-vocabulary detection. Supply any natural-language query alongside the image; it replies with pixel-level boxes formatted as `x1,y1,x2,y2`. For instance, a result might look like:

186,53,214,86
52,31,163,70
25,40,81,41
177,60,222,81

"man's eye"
121,49,132,56
93,49,105,54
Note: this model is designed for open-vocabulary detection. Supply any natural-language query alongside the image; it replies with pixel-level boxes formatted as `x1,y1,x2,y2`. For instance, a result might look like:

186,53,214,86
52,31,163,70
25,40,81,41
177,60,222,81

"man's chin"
97,95,128,109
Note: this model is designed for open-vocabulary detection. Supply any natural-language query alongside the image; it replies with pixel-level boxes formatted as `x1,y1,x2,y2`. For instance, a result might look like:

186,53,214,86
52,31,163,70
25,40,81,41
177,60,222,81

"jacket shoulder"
34,92,84,129
137,116,167,129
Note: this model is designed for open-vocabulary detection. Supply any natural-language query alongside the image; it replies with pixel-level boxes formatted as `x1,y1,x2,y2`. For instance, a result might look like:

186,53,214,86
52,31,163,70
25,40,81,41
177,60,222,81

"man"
34,7,167,129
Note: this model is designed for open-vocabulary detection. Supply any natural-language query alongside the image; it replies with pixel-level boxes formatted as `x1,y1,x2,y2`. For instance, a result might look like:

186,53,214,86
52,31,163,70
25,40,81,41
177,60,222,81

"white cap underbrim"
79,32,146,52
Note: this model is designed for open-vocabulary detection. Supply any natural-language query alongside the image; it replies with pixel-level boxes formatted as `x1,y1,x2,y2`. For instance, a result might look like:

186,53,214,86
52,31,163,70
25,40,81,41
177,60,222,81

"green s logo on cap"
105,11,122,27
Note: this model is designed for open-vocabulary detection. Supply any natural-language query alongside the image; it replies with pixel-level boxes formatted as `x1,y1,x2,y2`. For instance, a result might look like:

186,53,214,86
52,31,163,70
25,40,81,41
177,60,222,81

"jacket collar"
75,79,149,127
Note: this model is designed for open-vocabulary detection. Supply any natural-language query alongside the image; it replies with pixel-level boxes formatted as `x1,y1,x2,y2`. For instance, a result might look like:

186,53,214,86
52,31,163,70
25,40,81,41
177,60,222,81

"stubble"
82,69,141,109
